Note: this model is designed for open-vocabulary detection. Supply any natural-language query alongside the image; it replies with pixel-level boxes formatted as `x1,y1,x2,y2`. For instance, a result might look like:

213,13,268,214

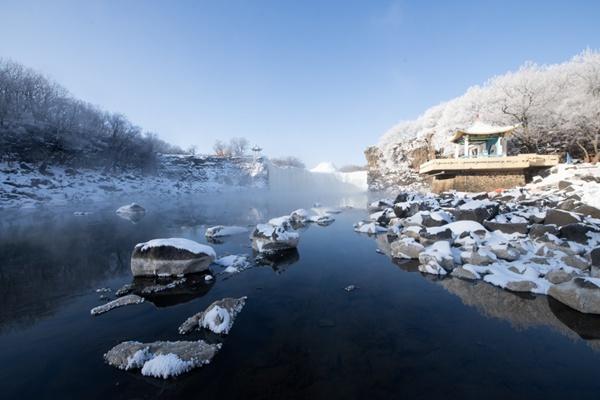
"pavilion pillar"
454,144,459,159
497,137,503,156
464,135,469,158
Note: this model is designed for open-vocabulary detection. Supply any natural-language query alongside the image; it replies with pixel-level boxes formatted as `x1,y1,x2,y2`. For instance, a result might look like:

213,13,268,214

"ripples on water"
2,191,600,399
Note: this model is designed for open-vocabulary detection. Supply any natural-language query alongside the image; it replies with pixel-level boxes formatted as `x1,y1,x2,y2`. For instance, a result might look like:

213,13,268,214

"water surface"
2,192,600,399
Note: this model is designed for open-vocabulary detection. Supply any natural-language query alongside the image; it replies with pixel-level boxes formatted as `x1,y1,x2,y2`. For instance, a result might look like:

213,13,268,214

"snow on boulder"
90,294,145,316
104,340,221,379
214,255,250,274
131,238,216,277
353,221,387,234
178,297,247,335
205,225,248,238
251,224,300,254
418,241,455,273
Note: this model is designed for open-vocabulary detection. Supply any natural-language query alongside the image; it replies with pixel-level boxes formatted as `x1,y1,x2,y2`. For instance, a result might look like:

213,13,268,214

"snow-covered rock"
104,340,221,379
178,297,247,335
90,294,145,315
548,278,600,314
205,225,248,239
250,224,299,254
131,238,216,277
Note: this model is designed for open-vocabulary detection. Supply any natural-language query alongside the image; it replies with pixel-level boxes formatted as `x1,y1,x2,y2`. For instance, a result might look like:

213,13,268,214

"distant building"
419,121,559,192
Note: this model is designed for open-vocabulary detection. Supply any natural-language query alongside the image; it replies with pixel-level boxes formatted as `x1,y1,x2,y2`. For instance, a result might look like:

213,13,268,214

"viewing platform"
419,154,560,175
419,121,560,192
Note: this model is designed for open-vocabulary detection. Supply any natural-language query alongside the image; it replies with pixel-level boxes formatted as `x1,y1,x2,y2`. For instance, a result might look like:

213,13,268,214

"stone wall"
431,171,527,193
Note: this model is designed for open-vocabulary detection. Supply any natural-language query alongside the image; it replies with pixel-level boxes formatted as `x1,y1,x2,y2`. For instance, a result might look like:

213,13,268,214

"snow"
354,221,387,234
459,199,496,210
0,155,268,209
311,162,338,173
428,220,486,236
205,225,248,238
140,353,195,379
137,238,216,258
126,348,152,369
215,255,250,274
90,294,144,316
201,305,233,334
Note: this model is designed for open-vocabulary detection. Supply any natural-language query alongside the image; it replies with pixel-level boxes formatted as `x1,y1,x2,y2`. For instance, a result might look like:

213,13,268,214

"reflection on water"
376,230,600,350
2,191,600,399
128,274,215,308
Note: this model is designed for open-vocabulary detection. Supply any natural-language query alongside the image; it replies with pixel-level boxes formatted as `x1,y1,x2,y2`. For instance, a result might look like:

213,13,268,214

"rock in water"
250,224,299,254
104,340,221,379
90,294,145,315
205,225,248,238
390,238,424,259
179,297,247,335
548,278,600,314
116,203,146,222
131,238,216,277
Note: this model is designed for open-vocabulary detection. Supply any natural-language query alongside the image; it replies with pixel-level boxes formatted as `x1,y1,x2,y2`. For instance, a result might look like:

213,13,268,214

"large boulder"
544,209,581,227
483,221,529,235
559,223,599,244
131,238,216,277
251,224,300,254
450,201,499,224
573,204,600,219
591,247,600,267
390,238,425,259
529,224,558,239
104,340,221,379
393,202,420,219
548,278,600,314
419,227,453,246
419,241,455,271
545,269,574,284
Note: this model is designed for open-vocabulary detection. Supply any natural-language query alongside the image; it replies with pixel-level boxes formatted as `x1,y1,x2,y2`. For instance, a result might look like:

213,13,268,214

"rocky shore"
357,163,600,314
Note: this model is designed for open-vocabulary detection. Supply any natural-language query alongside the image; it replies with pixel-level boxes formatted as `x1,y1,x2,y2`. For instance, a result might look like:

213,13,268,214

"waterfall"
266,163,367,193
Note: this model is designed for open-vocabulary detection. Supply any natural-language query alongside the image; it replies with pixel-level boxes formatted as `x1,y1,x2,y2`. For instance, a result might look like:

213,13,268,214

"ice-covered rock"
205,225,248,238
90,294,145,316
251,224,299,253
178,297,247,335
131,238,216,277
104,340,221,379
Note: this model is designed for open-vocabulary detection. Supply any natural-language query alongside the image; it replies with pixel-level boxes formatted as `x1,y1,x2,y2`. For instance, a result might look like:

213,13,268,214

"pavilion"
449,121,518,158
419,121,559,192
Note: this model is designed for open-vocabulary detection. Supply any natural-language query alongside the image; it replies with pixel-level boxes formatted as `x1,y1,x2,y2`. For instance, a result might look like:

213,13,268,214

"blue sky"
1,0,599,167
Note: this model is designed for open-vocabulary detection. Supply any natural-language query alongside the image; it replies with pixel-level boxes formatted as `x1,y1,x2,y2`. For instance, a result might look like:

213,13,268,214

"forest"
0,59,182,172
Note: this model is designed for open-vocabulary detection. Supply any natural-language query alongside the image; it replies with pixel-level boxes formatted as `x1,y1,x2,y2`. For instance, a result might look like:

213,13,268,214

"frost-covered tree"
374,50,600,179
0,58,182,170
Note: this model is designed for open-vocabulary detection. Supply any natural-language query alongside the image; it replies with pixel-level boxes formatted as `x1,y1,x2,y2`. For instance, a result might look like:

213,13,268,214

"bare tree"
229,137,249,157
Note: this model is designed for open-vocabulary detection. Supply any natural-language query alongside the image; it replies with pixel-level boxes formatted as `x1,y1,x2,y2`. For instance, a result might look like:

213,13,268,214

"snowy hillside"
0,155,267,209
367,50,600,190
